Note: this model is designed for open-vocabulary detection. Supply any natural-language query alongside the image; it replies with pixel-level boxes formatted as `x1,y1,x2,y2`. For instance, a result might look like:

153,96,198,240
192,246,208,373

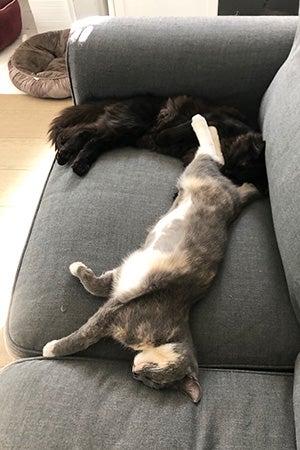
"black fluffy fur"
49,95,268,193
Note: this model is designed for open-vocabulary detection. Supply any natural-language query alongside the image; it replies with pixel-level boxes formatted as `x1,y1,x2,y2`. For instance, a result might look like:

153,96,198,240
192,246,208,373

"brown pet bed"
8,29,71,99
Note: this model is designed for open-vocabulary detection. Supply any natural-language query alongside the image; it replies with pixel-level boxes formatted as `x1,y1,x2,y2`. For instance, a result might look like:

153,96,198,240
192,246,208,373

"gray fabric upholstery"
260,18,300,323
67,16,297,121
7,150,182,358
293,353,300,447
6,149,300,368
2,15,300,450
6,12,300,371
192,198,300,369
0,358,295,450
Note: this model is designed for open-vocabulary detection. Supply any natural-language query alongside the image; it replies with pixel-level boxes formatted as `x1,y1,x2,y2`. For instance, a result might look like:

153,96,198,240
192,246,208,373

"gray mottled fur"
43,115,259,403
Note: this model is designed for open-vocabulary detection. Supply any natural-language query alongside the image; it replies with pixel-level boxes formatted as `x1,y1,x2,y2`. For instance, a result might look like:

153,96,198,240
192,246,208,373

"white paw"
191,114,207,131
209,126,224,165
69,262,86,277
43,340,58,357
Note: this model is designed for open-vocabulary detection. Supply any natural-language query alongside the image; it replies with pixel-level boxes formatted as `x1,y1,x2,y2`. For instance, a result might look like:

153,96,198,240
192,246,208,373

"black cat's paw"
72,159,91,176
56,150,69,165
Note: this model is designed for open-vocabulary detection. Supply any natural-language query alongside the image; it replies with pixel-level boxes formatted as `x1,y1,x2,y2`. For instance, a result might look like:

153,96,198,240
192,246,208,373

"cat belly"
112,197,192,298
149,196,192,252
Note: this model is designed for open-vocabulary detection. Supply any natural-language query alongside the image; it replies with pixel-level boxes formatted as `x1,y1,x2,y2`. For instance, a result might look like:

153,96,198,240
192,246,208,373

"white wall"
28,0,218,33
108,0,218,16
28,0,108,33
73,0,108,19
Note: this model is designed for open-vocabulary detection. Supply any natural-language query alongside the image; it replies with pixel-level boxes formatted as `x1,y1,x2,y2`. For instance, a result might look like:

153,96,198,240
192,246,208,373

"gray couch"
1,12,300,449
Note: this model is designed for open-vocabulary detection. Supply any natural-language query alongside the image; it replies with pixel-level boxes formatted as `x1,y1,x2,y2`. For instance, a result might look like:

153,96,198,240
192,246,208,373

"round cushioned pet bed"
8,29,71,99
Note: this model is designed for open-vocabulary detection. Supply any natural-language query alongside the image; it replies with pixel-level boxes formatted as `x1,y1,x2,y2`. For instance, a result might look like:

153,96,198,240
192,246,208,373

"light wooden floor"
0,0,72,369
0,94,72,368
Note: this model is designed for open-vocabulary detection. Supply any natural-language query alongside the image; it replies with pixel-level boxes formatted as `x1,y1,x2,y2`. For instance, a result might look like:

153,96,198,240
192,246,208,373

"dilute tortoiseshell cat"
43,114,259,403
49,95,267,192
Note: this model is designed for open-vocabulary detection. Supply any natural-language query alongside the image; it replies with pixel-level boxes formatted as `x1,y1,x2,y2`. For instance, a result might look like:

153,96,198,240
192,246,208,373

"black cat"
49,95,267,192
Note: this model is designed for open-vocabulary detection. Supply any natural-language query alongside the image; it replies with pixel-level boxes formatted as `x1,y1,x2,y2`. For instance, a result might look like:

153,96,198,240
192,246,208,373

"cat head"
221,131,268,193
132,343,201,403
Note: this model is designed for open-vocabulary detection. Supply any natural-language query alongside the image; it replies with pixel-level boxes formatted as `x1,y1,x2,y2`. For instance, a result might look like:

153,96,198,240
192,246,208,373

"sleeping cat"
49,94,267,192
43,114,259,403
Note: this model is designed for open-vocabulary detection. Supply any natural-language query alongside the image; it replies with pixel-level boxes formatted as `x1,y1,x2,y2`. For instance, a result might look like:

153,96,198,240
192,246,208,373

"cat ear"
180,375,202,404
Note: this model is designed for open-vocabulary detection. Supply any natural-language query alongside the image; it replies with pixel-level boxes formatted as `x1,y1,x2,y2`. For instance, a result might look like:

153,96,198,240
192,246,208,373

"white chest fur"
112,195,192,298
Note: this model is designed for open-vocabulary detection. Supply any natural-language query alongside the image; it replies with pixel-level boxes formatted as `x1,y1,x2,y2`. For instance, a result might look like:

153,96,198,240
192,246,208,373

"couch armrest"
67,16,297,121
260,16,300,323
294,353,300,448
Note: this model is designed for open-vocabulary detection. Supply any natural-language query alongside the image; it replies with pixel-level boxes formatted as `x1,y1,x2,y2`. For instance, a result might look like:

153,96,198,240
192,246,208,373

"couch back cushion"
260,16,300,323
67,16,297,123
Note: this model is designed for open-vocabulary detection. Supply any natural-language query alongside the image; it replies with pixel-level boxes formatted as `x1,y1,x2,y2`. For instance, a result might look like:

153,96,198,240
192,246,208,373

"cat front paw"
69,262,87,277
43,340,58,357
56,148,70,165
72,159,91,176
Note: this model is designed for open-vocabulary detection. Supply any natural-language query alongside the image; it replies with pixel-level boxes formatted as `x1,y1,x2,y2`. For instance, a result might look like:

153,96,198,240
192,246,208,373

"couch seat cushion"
6,149,300,369
0,358,295,449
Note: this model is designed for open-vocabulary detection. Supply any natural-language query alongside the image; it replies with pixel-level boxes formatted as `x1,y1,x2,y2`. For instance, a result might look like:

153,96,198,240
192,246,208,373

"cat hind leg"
209,126,223,164
70,262,114,297
43,296,122,357
71,136,104,176
56,128,96,166
191,114,224,165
